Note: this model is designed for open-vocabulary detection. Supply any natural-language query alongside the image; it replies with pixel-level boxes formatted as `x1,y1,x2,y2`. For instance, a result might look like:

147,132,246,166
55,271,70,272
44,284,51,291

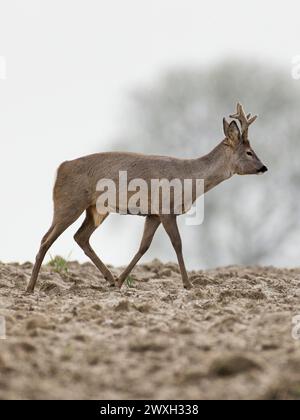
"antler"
230,103,257,140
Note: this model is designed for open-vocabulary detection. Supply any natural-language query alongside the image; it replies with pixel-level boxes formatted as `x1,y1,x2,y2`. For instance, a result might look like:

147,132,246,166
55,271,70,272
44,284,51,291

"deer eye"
246,151,253,157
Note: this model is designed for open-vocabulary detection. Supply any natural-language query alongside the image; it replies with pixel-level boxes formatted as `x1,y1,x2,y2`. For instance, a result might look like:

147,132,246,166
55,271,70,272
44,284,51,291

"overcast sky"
1,0,300,266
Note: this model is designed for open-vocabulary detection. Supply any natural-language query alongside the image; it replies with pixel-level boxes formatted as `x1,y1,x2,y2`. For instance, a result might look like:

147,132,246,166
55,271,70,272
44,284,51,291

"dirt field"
1,259,300,400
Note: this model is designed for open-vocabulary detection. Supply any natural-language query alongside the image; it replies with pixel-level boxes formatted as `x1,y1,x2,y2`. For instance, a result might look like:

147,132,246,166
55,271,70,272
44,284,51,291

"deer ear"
226,121,241,146
223,118,230,137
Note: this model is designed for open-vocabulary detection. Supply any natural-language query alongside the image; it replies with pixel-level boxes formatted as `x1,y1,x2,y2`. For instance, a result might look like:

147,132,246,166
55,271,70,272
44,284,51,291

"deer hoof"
25,288,34,295
105,276,116,287
184,282,193,290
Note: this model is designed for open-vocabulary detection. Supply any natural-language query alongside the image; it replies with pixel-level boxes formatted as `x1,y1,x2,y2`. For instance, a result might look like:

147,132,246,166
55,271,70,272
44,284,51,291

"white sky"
0,0,300,266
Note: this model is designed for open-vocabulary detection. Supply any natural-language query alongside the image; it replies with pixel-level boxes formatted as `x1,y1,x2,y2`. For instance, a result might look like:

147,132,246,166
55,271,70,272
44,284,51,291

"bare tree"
112,60,300,268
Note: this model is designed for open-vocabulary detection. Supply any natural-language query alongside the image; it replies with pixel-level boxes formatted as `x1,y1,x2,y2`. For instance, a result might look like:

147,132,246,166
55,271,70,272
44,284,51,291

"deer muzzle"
257,165,268,174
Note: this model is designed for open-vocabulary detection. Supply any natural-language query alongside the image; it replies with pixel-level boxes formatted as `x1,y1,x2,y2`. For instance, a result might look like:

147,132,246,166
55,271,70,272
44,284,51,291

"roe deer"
26,103,268,293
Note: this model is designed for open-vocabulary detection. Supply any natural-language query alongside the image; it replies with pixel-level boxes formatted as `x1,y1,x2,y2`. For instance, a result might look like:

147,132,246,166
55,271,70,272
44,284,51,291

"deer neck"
188,141,233,193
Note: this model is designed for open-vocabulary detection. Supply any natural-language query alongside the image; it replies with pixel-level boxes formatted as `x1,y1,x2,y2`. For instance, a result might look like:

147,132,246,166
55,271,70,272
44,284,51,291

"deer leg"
26,207,85,293
160,215,192,289
74,207,115,286
117,215,161,289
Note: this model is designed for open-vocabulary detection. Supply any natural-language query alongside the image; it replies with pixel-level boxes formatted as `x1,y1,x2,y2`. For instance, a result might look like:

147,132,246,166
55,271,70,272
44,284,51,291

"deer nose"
258,165,268,174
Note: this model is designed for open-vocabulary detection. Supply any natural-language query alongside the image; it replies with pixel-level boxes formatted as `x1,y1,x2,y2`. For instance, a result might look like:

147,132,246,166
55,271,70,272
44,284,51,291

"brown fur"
26,103,267,293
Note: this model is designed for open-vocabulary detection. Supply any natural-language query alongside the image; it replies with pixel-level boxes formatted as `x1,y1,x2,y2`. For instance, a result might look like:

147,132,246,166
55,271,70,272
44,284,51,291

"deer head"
223,103,268,176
